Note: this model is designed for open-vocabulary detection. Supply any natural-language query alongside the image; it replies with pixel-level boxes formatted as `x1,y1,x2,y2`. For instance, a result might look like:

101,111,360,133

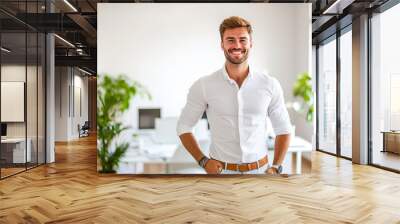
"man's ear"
220,41,224,50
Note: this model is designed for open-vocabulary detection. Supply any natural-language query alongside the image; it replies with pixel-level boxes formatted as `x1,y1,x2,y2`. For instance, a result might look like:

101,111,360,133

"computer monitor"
1,123,7,137
138,108,161,129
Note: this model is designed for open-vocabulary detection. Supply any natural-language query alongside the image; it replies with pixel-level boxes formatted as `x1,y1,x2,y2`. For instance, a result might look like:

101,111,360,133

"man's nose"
232,40,241,48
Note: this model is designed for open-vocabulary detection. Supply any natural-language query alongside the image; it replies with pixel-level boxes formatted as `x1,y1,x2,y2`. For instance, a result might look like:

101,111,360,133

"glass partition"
38,32,45,165
317,36,337,155
27,30,38,169
0,1,46,179
339,28,352,158
371,3,400,171
1,31,28,177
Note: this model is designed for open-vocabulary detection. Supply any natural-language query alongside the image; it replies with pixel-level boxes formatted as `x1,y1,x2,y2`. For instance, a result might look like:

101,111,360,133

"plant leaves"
97,74,151,172
292,72,314,123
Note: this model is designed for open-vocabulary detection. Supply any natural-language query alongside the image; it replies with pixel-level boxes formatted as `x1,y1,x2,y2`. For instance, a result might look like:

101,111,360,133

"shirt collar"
222,64,253,84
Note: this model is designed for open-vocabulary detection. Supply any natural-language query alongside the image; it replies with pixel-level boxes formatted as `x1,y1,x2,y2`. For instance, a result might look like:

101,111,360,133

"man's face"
221,27,253,65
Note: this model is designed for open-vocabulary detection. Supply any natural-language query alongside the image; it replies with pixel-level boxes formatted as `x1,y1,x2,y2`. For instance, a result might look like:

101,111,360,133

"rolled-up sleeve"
176,78,207,136
267,78,293,135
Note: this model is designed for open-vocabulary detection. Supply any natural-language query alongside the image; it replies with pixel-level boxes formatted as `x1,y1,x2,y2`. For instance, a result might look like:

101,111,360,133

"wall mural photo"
97,3,313,175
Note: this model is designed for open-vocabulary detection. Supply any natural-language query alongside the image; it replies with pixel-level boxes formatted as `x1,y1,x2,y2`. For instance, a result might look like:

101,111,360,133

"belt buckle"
238,163,248,172
238,162,245,172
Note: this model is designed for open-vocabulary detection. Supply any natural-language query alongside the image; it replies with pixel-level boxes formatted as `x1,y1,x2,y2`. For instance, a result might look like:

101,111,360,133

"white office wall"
293,7,314,142
1,65,26,81
55,67,69,141
98,3,312,140
1,82,24,122
1,65,25,138
1,65,39,138
55,67,89,141
1,64,46,164
72,73,89,138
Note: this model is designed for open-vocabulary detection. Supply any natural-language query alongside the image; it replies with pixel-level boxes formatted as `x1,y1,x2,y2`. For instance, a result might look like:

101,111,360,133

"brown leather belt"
213,155,268,172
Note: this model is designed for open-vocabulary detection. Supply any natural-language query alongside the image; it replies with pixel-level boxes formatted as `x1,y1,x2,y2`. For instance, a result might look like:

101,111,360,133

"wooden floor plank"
0,135,399,223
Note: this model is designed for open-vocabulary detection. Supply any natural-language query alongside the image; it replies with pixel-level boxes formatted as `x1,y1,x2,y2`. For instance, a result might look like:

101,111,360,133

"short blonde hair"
219,16,253,40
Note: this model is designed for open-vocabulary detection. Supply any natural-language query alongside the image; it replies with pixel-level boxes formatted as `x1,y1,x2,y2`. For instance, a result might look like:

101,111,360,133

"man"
176,16,292,175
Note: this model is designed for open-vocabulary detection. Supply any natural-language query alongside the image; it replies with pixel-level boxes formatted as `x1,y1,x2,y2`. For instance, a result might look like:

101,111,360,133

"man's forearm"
272,134,291,165
179,133,205,162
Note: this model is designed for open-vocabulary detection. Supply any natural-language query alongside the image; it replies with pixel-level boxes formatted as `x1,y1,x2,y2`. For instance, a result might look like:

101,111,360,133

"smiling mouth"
229,49,245,56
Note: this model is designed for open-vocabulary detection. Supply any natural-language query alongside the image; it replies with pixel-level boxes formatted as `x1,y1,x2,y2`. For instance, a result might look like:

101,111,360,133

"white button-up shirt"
177,66,292,163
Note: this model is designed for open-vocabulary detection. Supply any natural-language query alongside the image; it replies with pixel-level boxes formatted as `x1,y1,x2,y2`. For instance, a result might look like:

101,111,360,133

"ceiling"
0,0,392,74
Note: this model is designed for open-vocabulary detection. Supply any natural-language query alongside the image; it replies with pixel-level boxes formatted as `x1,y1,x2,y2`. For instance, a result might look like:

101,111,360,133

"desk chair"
78,121,90,138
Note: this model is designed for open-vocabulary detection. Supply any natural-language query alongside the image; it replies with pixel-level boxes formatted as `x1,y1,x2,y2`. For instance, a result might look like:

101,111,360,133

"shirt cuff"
273,124,294,136
176,124,194,136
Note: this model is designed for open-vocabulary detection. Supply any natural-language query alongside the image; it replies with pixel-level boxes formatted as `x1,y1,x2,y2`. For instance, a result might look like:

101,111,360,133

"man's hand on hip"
204,159,223,174
265,167,278,175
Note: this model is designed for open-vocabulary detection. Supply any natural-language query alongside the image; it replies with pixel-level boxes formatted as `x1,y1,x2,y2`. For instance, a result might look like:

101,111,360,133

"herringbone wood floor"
1,135,400,224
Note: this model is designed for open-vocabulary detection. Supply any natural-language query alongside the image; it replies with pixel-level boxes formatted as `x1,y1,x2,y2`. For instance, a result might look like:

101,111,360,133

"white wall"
71,73,89,138
55,67,89,141
98,3,312,140
1,64,46,163
1,66,26,128
1,65,40,138
55,67,68,141
292,6,314,141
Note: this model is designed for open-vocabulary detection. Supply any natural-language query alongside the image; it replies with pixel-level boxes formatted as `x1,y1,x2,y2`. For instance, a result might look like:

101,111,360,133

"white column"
352,14,369,164
46,32,55,163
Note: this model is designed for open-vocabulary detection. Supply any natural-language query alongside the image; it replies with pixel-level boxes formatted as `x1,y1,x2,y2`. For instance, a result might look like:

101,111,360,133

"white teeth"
231,51,242,55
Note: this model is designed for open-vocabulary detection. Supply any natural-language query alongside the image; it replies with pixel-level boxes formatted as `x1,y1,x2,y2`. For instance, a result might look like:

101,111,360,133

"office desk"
119,137,177,174
283,137,312,174
1,138,32,163
382,131,400,154
117,135,312,174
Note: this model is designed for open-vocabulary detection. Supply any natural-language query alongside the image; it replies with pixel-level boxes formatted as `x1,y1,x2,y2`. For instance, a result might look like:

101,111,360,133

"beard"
223,48,249,65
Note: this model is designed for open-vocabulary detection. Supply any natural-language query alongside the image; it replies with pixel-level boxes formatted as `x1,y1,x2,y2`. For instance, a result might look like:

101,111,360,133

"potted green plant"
97,74,150,173
291,72,314,123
